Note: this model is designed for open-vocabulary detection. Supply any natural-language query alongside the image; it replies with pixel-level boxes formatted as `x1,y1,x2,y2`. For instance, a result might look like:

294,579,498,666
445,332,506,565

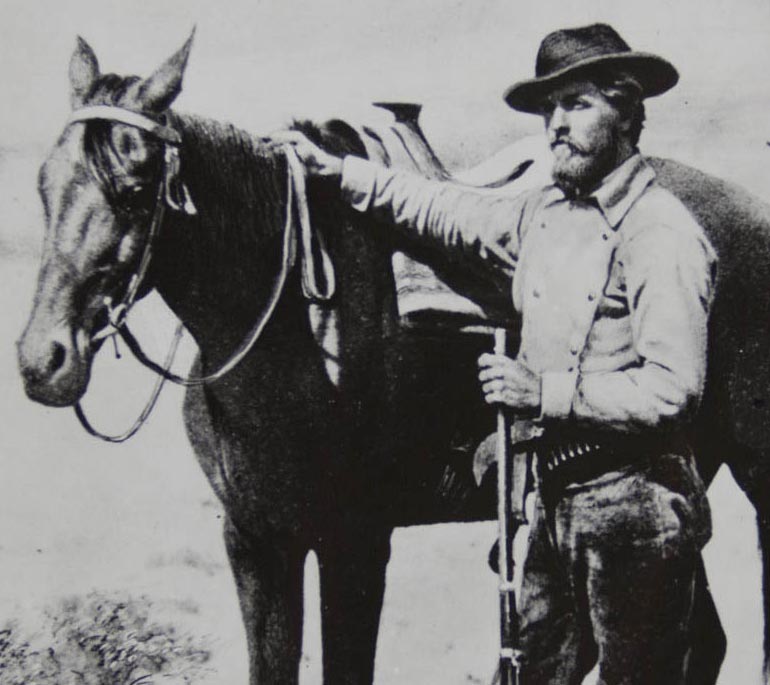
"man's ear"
618,114,633,134
131,30,194,114
69,36,100,108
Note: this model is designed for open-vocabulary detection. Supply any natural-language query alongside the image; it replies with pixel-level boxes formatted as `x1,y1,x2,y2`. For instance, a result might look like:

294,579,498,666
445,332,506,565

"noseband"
67,105,327,441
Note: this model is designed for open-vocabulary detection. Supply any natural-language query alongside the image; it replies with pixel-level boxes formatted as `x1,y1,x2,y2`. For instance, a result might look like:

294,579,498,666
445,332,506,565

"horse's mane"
158,113,366,297
166,111,287,291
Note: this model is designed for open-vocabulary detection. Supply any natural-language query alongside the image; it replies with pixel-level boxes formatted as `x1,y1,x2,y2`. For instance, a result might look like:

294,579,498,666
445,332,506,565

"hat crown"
504,23,678,113
536,23,631,79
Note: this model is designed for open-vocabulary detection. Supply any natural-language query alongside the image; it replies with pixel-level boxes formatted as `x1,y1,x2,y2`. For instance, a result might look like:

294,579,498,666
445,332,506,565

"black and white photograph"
2,1,770,683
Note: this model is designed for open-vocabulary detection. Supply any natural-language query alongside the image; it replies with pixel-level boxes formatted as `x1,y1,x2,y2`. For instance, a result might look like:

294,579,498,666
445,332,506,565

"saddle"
350,102,550,333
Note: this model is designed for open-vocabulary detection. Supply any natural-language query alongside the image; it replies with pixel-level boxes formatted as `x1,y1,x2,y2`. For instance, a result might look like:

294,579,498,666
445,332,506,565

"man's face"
541,79,625,195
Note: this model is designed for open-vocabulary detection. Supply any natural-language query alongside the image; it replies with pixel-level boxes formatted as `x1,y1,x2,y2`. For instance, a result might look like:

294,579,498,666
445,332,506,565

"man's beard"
550,129,621,197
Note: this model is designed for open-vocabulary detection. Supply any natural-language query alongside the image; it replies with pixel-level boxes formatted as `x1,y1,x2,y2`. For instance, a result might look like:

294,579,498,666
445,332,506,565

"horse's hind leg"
316,524,392,685
224,517,305,685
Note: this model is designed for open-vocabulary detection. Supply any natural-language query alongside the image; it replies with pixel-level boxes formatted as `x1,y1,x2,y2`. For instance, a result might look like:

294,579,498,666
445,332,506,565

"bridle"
67,105,329,441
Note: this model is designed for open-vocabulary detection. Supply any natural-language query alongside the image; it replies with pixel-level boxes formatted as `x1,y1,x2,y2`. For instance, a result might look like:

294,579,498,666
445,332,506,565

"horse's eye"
113,182,152,212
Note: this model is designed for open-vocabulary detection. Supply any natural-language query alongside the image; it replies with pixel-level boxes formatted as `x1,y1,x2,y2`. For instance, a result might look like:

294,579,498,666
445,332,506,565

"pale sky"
2,0,770,194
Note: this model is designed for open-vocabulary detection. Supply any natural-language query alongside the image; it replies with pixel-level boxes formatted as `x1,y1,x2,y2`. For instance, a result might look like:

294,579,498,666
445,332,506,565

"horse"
15,35,770,684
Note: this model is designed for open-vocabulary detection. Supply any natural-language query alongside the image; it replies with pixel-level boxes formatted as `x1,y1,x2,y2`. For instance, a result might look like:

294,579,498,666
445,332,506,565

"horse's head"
17,34,194,406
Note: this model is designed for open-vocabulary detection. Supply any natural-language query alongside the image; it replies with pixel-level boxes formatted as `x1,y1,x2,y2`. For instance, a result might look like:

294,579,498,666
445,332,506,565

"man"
275,23,717,685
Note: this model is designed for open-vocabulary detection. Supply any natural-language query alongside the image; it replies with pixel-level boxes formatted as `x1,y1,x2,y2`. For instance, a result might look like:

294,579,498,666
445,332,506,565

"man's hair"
591,68,646,146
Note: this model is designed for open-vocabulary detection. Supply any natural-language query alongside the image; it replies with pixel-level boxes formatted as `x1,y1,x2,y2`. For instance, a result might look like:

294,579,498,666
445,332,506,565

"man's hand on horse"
267,131,343,179
478,353,541,414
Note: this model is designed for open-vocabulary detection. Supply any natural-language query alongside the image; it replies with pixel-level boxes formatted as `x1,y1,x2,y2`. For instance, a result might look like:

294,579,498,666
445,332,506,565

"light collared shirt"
340,153,717,433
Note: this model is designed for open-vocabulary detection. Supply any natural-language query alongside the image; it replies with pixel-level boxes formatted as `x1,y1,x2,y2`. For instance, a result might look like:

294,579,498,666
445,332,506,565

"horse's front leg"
316,522,392,685
224,517,305,685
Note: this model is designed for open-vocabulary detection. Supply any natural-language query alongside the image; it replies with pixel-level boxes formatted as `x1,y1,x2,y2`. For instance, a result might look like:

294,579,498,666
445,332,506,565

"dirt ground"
0,147,764,684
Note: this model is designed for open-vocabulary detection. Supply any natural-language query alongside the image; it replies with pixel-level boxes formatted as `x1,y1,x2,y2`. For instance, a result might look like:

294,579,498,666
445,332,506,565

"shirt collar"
542,153,656,230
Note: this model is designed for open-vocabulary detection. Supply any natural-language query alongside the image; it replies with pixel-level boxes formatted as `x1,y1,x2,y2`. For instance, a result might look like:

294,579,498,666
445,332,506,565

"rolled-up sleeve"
571,223,717,431
341,156,526,279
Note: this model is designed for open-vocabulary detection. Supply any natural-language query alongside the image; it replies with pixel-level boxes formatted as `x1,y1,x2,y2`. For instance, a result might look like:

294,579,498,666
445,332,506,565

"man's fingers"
478,359,522,382
477,353,513,368
479,366,506,382
264,130,308,146
482,379,504,394
484,391,506,405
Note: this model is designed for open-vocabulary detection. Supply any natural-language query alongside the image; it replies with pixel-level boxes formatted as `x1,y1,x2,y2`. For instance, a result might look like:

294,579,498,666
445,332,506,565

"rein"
68,105,325,441
120,149,303,386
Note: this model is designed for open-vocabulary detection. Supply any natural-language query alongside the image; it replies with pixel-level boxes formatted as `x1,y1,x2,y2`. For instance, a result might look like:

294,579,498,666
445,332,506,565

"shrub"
0,592,211,684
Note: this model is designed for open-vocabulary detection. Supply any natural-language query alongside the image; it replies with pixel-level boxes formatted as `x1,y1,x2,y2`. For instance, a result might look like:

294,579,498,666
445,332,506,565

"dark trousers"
519,452,713,685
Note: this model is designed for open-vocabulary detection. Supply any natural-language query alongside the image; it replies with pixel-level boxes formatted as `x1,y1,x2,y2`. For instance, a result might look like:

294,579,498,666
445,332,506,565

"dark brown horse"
15,36,770,684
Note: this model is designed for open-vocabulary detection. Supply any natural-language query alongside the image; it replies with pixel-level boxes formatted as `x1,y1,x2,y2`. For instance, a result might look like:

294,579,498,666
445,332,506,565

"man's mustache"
550,138,587,154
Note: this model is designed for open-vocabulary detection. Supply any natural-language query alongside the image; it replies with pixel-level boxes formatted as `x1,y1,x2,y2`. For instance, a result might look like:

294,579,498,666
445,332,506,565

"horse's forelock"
83,74,143,108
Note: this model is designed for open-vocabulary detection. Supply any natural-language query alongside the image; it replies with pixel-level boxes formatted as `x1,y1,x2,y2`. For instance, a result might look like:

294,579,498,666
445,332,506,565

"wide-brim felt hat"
504,23,679,113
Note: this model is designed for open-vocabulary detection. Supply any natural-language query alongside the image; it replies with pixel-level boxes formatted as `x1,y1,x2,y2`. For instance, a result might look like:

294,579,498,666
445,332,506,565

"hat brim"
503,52,679,113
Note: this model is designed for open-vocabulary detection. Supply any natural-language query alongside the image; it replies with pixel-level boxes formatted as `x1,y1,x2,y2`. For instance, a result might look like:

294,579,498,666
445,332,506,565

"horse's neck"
150,112,307,363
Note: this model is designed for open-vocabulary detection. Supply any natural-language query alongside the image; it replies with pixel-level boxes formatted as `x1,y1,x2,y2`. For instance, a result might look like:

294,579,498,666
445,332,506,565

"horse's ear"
134,30,195,114
69,36,100,108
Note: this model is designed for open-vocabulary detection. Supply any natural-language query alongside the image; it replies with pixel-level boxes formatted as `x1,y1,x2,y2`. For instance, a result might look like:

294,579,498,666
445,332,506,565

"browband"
68,105,182,145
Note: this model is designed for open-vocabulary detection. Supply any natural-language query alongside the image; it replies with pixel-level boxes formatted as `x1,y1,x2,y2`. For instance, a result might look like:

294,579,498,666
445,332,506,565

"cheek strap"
163,145,197,216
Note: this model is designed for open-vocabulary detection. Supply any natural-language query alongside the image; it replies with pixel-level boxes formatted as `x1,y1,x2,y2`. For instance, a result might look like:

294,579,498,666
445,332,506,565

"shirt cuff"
340,156,379,212
539,371,578,420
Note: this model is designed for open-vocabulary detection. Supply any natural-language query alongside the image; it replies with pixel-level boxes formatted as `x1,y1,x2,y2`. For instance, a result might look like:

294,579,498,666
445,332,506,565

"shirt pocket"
596,260,629,319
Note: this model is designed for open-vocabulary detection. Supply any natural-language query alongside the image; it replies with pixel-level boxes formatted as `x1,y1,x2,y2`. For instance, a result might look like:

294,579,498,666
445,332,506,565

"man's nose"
547,106,568,136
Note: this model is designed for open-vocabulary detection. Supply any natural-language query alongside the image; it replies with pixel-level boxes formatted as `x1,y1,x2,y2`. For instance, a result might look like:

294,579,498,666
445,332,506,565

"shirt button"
570,346,579,356
587,292,596,302
602,233,609,241
567,366,575,373
540,222,546,230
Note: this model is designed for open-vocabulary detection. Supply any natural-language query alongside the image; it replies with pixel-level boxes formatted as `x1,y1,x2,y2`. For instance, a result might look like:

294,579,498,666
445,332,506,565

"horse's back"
650,158,770,453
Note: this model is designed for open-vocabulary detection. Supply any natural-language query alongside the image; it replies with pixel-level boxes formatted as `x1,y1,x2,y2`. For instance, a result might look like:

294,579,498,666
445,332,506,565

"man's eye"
571,98,593,110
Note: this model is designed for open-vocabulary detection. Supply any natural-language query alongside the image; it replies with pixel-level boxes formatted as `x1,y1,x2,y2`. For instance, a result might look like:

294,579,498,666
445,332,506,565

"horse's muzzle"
17,324,91,407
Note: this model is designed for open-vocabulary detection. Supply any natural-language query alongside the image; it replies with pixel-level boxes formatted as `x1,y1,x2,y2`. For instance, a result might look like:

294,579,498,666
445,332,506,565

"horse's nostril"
49,341,67,375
